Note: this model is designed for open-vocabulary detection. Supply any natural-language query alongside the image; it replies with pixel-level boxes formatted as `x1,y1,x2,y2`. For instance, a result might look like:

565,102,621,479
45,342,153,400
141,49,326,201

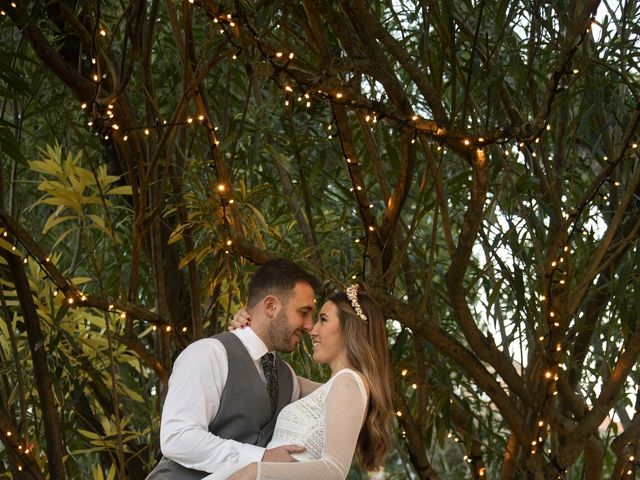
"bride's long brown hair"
327,288,393,470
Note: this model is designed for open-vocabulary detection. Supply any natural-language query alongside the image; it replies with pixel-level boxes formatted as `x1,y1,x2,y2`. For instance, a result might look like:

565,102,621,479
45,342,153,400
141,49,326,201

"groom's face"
268,282,315,352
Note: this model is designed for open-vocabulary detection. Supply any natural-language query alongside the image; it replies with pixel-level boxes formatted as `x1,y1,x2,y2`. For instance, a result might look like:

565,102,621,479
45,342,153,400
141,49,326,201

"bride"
219,285,393,480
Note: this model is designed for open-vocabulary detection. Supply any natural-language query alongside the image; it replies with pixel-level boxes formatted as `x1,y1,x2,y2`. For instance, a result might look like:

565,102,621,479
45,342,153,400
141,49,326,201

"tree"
0,0,639,479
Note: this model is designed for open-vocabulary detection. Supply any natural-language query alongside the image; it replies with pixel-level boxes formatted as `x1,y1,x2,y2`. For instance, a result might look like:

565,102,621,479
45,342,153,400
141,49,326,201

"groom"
146,258,321,479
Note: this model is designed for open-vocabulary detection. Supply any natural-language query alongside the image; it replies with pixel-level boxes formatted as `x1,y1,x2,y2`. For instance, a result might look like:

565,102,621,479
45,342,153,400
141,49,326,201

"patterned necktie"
261,352,278,417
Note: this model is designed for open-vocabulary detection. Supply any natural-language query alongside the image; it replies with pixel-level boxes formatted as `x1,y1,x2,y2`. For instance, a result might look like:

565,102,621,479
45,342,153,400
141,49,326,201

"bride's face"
310,301,346,365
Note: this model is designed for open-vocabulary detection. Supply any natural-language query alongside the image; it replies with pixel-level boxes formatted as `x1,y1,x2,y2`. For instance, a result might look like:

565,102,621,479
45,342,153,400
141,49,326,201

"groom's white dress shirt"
159,327,300,475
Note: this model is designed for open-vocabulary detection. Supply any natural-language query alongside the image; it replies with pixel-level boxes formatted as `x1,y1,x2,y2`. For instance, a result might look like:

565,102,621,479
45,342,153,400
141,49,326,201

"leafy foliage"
0,1,639,479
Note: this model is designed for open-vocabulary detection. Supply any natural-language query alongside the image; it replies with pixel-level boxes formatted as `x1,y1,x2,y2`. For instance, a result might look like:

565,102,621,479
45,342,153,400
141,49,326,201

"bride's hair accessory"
346,284,368,323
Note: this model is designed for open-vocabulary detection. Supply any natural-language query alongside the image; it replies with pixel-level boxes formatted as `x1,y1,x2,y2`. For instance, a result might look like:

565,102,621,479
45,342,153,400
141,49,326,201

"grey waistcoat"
146,331,294,480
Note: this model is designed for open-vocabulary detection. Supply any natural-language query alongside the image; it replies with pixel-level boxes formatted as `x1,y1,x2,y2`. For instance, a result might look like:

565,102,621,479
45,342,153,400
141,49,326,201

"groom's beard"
268,309,299,353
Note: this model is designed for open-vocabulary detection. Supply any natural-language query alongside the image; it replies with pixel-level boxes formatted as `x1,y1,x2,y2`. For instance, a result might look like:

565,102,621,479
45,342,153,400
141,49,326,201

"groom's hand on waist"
262,444,305,462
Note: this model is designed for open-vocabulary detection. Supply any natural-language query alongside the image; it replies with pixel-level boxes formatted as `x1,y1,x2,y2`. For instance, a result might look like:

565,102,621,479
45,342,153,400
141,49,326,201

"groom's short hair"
247,258,320,308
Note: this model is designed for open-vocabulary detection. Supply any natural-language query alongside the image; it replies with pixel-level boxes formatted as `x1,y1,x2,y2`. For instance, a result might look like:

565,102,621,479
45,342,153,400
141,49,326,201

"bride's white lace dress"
257,368,368,479
204,368,368,480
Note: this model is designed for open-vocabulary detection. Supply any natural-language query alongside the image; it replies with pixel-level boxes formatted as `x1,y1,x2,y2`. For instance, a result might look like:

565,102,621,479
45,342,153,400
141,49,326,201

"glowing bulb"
401,369,408,376
463,139,470,146
335,92,343,99
396,411,402,417
165,325,171,332
218,184,226,192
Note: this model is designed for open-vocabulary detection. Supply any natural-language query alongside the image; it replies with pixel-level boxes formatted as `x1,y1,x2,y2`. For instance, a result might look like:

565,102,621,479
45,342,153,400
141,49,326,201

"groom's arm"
160,339,265,472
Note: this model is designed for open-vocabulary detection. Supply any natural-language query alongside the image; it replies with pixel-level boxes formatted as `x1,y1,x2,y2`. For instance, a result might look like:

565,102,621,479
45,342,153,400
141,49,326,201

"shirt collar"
232,327,269,360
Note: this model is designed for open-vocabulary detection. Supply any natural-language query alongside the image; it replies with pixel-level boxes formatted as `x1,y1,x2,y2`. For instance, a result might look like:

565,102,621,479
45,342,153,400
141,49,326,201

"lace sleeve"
256,371,368,480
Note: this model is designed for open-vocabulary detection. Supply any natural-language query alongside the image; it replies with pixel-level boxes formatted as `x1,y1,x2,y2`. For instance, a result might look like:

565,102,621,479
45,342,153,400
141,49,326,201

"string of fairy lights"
2,1,640,477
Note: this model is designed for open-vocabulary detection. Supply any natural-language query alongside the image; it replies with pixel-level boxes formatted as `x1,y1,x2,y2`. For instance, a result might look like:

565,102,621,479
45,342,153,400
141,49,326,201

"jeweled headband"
346,284,368,323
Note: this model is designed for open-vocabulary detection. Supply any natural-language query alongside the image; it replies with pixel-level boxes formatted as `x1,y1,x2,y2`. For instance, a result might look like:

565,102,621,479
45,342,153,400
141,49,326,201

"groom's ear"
263,294,281,318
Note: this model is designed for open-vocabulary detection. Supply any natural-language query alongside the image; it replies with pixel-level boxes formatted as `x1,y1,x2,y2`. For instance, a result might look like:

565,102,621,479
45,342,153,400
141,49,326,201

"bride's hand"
228,309,251,331
228,462,257,480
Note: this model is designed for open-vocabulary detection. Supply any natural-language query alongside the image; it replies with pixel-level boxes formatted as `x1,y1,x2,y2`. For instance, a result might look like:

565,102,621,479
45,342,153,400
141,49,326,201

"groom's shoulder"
177,337,226,361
